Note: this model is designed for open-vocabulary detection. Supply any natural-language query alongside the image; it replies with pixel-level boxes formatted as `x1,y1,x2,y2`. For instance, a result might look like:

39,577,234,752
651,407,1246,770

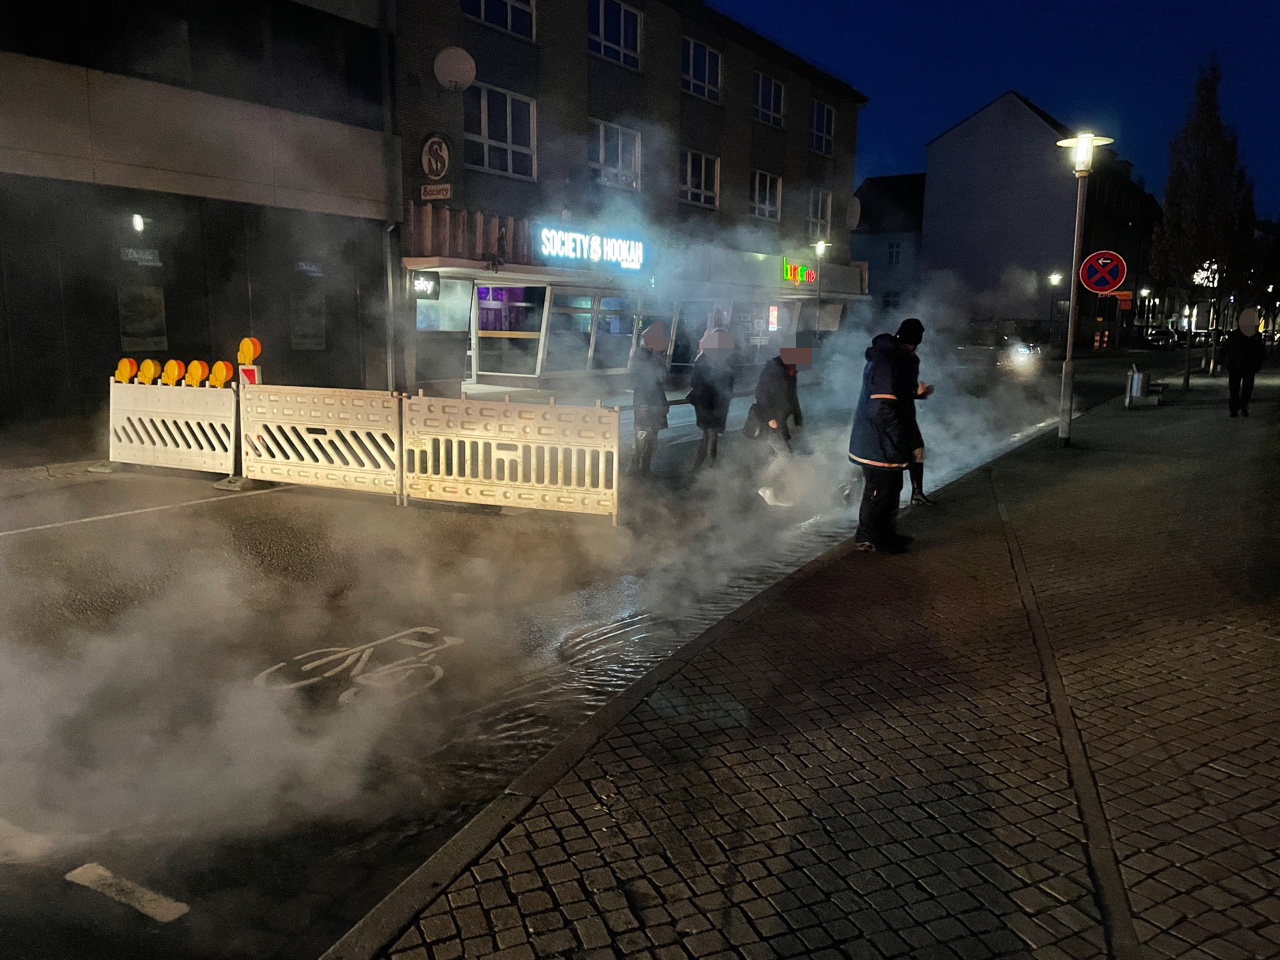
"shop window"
671,301,713,369
754,72,785,127
461,0,535,40
588,120,640,190
477,285,545,376
680,150,719,209
416,279,473,332
291,261,327,350
588,0,641,70
888,241,901,266
807,188,831,242
680,37,720,102
810,99,834,156
750,171,781,222
592,297,637,369
118,285,167,352
464,83,536,179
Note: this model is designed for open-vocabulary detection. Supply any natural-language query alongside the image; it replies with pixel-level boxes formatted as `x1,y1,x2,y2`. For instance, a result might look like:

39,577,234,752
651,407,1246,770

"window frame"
888,241,902,266
883,291,901,309
753,71,785,128
460,0,536,41
587,0,642,71
810,98,834,156
750,169,782,222
680,36,721,103
463,82,538,181
588,118,642,191
679,149,720,210
807,187,832,242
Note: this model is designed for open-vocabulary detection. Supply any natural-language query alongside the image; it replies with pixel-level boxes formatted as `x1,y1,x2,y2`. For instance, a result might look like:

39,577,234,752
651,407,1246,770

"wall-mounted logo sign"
295,260,324,277
412,270,441,300
420,183,453,201
538,226,644,271
421,134,451,181
121,247,162,268
782,256,816,285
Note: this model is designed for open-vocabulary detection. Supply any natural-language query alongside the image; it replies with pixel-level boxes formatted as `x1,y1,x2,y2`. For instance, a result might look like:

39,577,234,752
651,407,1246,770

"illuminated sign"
768,305,780,332
412,271,440,300
782,257,816,285
538,227,644,270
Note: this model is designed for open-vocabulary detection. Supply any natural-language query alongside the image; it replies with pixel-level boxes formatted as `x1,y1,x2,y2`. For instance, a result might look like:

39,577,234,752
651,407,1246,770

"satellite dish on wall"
847,196,861,230
434,47,476,92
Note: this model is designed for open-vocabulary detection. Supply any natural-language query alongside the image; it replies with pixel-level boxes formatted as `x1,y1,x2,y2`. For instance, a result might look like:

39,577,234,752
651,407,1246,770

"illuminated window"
750,170,781,221
888,241,901,266
810,99,834,155
463,83,536,179
681,37,720,102
460,0,534,39
588,119,640,190
587,0,641,70
807,188,831,241
680,149,719,208
754,72,784,127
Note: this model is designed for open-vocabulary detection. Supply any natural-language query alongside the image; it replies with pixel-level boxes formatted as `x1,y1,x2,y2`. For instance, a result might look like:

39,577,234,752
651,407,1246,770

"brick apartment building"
394,0,869,389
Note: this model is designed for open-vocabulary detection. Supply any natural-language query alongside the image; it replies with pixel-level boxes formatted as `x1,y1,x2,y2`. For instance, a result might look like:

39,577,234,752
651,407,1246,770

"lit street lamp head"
814,240,827,257
1057,131,1113,175
1049,272,1062,286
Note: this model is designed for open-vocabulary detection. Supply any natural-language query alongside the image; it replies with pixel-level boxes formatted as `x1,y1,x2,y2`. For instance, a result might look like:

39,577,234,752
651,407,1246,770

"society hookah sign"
537,225,645,271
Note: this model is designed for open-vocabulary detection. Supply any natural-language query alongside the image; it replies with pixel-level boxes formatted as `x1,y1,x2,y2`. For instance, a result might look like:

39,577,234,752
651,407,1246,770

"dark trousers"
856,466,904,545
1228,370,1256,414
631,428,659,475
693,428,721,468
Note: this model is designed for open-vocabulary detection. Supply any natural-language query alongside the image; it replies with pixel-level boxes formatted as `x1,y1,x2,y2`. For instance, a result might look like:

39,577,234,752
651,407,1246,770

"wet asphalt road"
0,350,1183,960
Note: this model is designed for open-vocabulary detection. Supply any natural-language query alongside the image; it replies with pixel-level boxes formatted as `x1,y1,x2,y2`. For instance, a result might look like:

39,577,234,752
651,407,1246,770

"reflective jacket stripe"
849,453,909,468
869,393,897,400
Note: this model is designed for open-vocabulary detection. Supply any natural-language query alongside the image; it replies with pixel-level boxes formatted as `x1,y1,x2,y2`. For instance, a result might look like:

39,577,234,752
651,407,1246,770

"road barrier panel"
240,385,401,497
402,395,620,522
108,379,238,475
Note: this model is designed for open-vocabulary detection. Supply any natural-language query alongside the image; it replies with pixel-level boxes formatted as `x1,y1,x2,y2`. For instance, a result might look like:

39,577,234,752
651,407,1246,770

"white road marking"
0,486,289,539
65,863,189,923
0,818,55,864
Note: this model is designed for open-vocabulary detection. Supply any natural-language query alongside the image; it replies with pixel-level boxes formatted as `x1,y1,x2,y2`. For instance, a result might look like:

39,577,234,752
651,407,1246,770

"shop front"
402,221,867,392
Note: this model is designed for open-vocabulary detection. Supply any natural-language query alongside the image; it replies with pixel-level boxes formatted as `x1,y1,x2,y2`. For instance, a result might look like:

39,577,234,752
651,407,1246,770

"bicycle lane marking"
64,863,189,923
0,486,291,539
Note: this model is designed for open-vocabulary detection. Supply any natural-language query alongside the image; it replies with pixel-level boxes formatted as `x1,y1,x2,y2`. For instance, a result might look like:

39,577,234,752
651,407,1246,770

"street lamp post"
1139,288,1151,330
1182,305,1193,389
814,239,827,329
1056,132,1112,448
1047,272,1062,337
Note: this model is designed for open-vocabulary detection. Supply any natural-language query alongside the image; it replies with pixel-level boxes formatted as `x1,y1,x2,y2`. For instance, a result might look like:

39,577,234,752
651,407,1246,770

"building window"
753,72,785,127
461,0,534,39
680,149,719,208
463,83,536,179
883,291,901,309
750,170,781,221
587,0,641,70
681,37,720,102
810,99,834,155
807,188,831,241
589,119,640,190
888,241,901,266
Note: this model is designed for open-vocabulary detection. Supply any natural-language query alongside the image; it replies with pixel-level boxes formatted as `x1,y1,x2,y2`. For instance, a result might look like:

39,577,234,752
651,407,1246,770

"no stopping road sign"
1080,250,1127,294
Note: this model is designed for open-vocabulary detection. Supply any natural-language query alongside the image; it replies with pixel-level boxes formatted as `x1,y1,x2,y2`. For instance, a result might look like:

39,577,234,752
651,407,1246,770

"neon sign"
539,227,644,270
782,256,816,285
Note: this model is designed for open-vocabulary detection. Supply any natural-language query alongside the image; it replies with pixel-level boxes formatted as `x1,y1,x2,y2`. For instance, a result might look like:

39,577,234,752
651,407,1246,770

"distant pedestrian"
755,333,810,507
845,317,934,552
1222,308,1264,418
689,327,736,469
630,321,670,476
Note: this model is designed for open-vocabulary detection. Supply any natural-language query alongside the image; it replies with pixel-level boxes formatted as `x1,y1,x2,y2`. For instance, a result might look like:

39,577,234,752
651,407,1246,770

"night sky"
714,0,1280,218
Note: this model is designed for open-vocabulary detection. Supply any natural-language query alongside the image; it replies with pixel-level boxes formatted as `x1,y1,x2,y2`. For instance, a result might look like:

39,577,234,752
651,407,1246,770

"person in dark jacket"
845,318,933,551
755,334,809,507
1222,308,1264,417
689,327,736,469
630,321,670,476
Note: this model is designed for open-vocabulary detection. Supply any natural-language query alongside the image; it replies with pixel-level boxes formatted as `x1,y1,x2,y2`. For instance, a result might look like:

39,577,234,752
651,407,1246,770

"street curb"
0,459,103,481
320,378,1140,960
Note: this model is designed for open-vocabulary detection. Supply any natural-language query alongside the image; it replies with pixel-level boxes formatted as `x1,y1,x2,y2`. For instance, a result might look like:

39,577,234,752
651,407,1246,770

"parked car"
1145,328,1177,349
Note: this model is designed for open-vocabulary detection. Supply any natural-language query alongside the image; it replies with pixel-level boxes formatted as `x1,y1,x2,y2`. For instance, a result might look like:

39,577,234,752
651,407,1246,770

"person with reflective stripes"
844,317,933,552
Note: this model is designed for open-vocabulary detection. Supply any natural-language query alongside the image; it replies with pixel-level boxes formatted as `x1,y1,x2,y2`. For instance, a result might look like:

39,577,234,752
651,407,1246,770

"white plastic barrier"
108,379,237,474
402,395,620,521
240,385,401,496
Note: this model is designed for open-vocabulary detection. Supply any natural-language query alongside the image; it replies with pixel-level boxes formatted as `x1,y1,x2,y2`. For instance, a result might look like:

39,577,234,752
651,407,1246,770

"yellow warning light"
137,359,161,384
160,359,186,386
209,361,233,388
237,337,262,365
114,358,138,383
184,360,209,387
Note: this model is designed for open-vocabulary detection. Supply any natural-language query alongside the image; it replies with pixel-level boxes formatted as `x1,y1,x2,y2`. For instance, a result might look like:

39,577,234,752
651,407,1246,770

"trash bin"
1125,365,1149,408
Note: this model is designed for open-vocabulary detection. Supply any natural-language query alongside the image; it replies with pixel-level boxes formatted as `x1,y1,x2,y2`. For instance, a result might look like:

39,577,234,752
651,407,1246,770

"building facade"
0,0,398,421
849,173,924,313
393,0,868,389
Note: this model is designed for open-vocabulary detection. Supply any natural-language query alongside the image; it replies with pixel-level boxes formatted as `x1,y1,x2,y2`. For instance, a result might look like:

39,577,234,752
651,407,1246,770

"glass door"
475,285,547,376
543,290,596,374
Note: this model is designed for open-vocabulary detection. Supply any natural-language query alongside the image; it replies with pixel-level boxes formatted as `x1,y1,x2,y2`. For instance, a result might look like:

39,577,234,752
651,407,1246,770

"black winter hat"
896,317,925,345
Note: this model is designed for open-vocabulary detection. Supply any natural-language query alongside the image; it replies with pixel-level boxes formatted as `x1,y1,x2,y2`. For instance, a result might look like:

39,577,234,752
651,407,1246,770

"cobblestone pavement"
360,374,1280,960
